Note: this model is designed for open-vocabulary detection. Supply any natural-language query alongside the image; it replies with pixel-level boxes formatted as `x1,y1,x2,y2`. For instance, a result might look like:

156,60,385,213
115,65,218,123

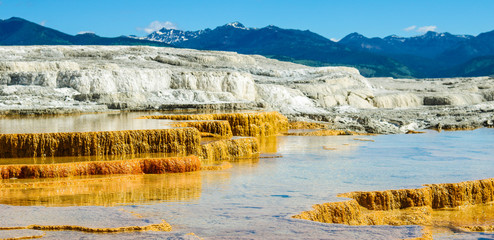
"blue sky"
1,0,493,40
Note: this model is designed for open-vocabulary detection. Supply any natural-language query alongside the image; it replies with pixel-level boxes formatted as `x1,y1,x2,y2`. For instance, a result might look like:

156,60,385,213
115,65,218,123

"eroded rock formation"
0,156,200,179
0,128,200,158
200,138,260,163
145,111,288,137
342,178,494,210
293,178,494,233
171,120,233,138
0,112,279,180
0,220,172,233
1,46,494,133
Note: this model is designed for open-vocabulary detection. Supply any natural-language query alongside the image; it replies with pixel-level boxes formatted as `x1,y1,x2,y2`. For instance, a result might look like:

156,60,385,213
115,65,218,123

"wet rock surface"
0,205,172,234
294,178,494,239
0,229,45,239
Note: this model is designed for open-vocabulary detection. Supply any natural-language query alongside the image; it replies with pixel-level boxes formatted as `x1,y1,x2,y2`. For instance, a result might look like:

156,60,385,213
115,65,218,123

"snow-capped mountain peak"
383,34,406,42
140,28,209,44
226,21,247,29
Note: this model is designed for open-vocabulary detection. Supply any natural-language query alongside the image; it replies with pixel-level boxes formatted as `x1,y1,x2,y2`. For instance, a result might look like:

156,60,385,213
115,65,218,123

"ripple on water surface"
1,112,494,239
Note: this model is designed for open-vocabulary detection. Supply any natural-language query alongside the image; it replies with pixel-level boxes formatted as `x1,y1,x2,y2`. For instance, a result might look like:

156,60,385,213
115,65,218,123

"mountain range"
2,17,494,78
0,17,169,47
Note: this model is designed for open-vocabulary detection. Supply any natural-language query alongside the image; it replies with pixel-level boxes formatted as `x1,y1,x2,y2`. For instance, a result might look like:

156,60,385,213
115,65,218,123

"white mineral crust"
1,46,493,133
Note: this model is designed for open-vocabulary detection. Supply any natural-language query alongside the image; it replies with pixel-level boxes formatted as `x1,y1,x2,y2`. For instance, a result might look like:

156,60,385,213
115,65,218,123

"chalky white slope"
0,46,372,114
1,45,494,134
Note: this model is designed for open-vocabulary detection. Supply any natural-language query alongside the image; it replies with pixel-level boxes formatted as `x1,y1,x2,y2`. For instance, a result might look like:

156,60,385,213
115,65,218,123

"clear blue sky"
1,0,493,40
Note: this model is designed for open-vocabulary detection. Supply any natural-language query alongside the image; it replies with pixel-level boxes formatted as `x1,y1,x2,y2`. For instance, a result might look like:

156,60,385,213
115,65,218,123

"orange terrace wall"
143,111,288,137
199,137,260,162
342,178,494,210
0,128,201,158
172,120,233,138
293,178,494,226
0,156,201,179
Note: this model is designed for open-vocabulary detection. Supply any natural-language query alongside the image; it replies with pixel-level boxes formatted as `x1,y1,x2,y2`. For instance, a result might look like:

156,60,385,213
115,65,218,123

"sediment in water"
293,178,494,231
0,128,201,158
0,156,200,179
144,111,288,137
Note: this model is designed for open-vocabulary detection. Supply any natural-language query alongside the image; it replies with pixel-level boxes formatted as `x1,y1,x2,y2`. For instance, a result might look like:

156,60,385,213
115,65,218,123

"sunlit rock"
0,156,201,179
0,128,201,158
294,178,494,233
144,111,288,137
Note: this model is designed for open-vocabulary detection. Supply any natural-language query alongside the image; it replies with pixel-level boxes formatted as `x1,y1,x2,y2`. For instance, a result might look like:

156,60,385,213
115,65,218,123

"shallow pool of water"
1,113,494,239
0,111,172,134
129,129,494,239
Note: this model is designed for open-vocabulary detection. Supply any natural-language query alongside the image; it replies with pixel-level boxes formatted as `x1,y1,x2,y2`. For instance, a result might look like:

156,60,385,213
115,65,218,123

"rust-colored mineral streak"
343,178,494,211
0,156,200,179
0,220,172,233
294,178,494,233
288,121,328,130
0,128,201,158
172,121,233,138
144,111,288,137
200,138,260,162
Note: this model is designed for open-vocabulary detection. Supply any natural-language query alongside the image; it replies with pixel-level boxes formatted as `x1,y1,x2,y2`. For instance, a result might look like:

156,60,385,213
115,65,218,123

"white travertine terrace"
0,46,377,113
1,45,493,133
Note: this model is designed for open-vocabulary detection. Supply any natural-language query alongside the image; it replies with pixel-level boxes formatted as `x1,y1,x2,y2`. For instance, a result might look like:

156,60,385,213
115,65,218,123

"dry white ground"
1,45,493,133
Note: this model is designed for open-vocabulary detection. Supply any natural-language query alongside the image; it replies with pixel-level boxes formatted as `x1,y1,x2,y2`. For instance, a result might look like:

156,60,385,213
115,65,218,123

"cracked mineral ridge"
1,45,493,133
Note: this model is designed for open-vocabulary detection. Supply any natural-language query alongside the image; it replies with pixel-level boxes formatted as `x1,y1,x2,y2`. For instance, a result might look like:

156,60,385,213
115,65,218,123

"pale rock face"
423,94,484,106
256,84,326,114
1,46,493,121
482,90,494,101
274,66,375,109
170,71,256,101
399,122,420,132
0,46,377,114
70,68,173,94
347,92,375,109
373,93,422,108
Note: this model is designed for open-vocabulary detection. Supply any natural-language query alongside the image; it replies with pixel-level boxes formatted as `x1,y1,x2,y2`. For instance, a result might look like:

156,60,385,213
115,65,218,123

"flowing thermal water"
0,112,493,239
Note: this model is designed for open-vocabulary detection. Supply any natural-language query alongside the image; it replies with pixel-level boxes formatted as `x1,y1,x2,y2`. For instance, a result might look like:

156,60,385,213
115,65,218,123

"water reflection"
3,112,494,239
0,172,203,207
0,112,172,134
0,110,256,134
432,203,494,229
277,135,368,156
258,136,278,154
